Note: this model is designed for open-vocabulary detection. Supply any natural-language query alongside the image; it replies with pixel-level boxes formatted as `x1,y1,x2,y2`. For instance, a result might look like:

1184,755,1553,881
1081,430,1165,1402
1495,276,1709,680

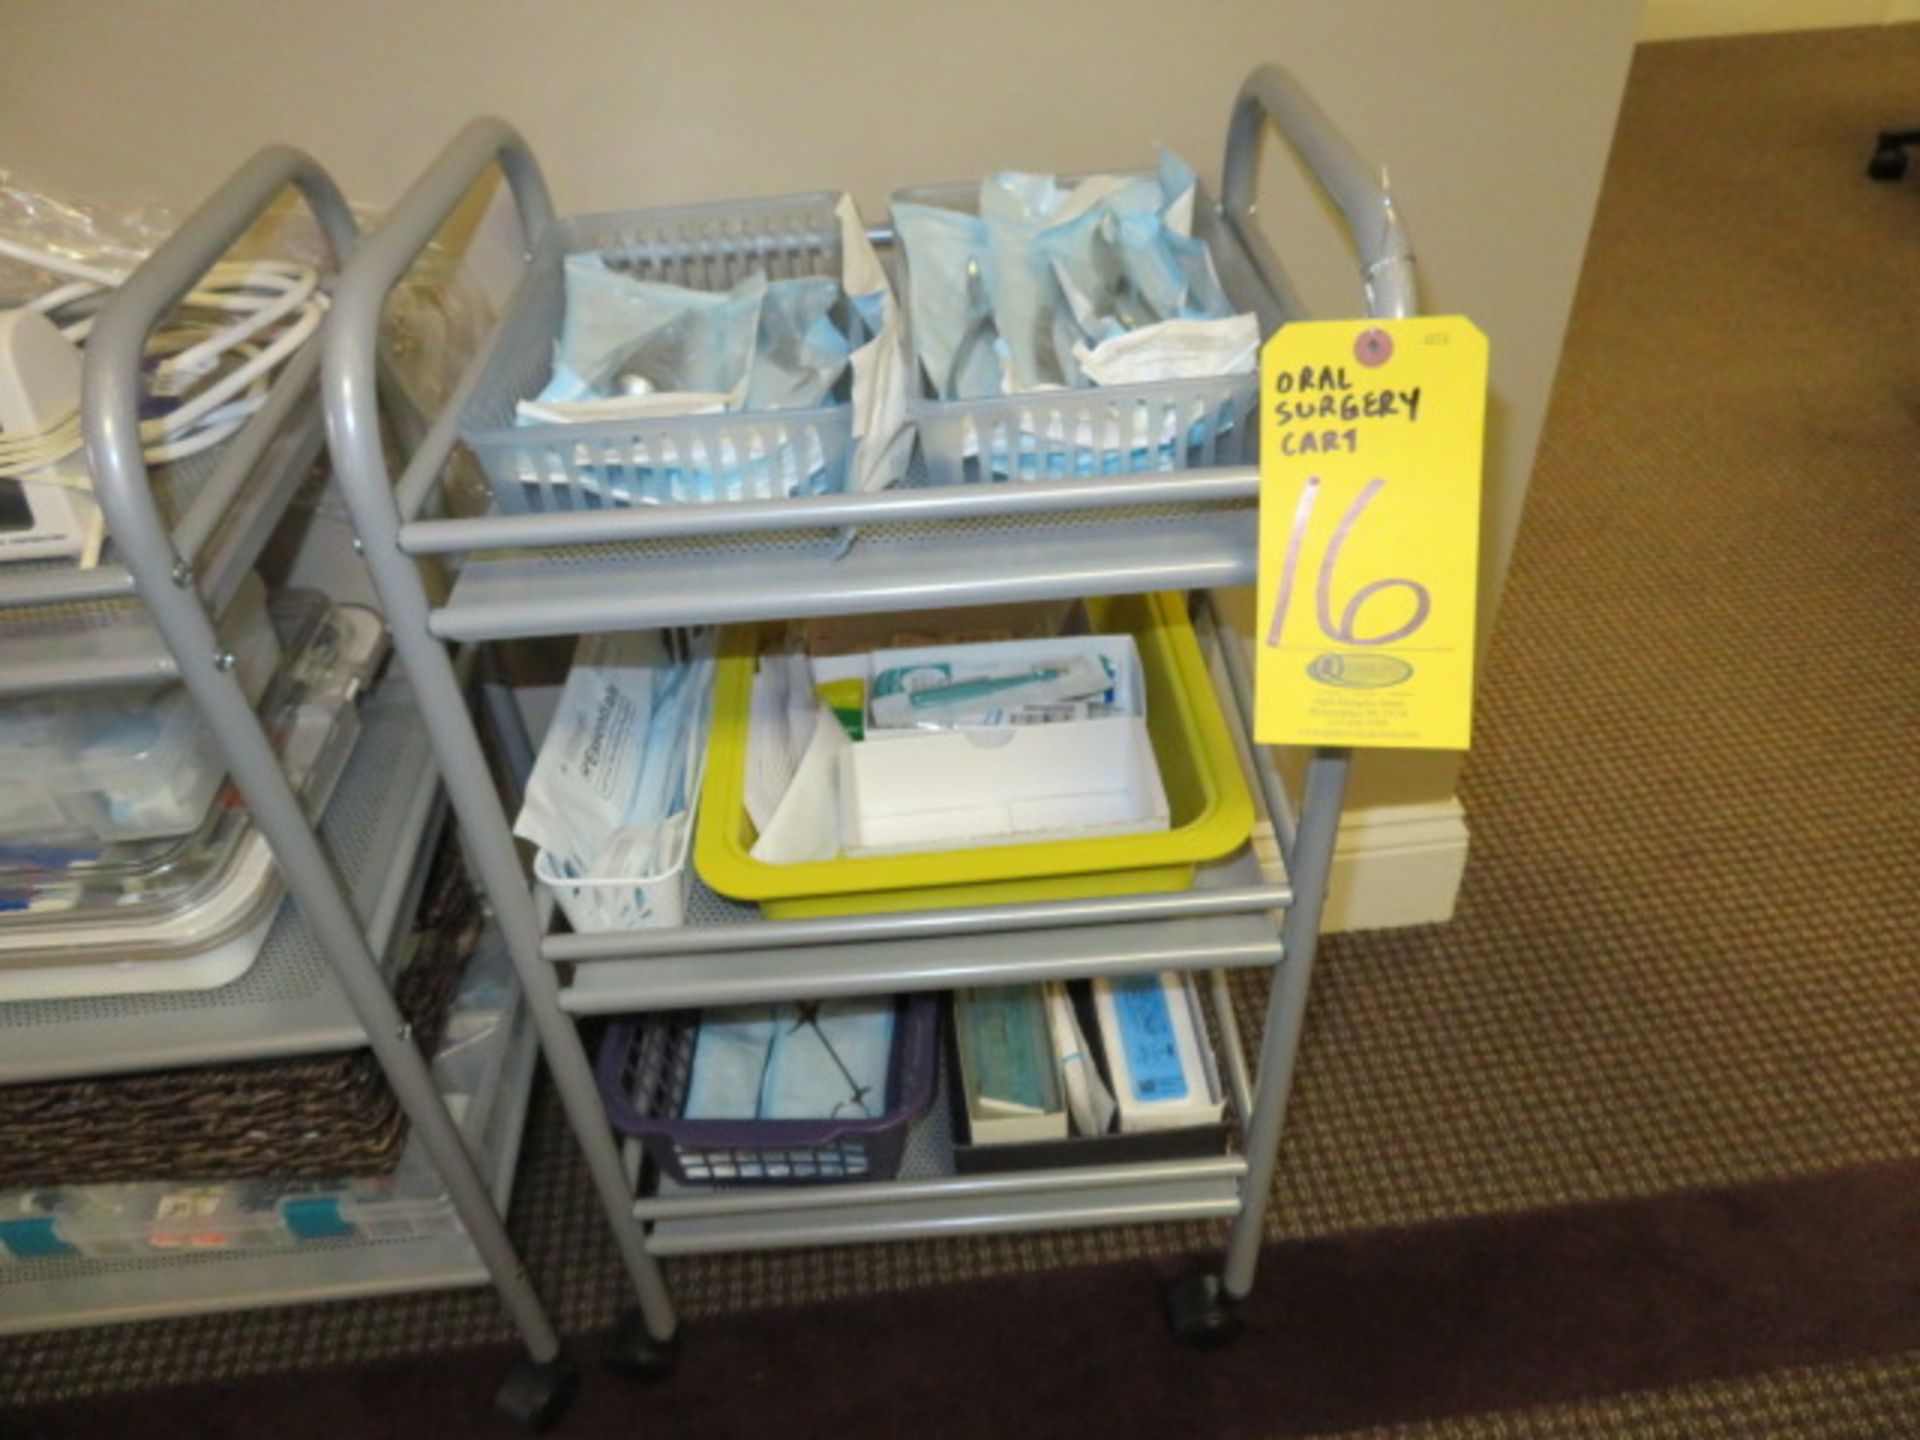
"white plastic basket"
533,816,696,935
531,702,709,935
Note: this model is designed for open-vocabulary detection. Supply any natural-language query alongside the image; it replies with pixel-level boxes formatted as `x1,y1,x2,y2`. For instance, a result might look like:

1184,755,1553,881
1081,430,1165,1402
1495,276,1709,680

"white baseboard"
1199,606,1471,935
1641,0,1892,40
1253,797,1470,934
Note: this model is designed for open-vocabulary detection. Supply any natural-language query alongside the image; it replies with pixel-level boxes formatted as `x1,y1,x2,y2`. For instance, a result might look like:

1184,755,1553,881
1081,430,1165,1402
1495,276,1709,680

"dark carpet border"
8,1158,1919,1439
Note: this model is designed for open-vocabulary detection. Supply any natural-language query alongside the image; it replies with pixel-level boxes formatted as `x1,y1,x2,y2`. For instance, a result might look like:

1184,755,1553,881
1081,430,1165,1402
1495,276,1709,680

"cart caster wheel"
1868,144,1909,181
607,1306,682,1382
1164,1272,1243,1350
494,1351,580,1434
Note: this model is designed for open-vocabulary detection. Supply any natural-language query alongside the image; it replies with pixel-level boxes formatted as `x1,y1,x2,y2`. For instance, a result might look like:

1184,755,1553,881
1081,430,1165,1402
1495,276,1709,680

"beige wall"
2,0,1640,815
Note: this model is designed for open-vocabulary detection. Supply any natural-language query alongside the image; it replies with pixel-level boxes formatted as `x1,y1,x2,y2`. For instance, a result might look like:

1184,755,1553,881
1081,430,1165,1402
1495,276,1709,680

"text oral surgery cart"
320,64,1415,1380
0,149,578,1427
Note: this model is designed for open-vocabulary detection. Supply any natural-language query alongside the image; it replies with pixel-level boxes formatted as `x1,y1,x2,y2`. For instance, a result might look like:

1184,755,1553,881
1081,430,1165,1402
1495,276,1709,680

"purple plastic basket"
594,994,940,1186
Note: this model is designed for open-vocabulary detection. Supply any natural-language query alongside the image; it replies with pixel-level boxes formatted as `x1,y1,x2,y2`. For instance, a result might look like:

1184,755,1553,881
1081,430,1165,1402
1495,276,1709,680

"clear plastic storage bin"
458,194,861,514
0,936,522,1261
0,574,278,849
0,598,387,998
891,177,1286,487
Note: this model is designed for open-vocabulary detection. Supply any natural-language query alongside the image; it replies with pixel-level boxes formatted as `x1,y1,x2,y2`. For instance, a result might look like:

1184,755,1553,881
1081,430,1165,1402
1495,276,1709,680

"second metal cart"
0,147,574,1428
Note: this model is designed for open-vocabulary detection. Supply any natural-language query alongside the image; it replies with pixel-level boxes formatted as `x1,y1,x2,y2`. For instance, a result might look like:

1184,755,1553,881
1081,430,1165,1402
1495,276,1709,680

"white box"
861,632,1145,733
1092,971,1225,1133
839,715,1169,856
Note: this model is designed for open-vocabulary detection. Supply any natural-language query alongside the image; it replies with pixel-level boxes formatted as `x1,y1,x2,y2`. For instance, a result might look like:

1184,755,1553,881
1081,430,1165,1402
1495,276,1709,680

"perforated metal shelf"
646,1169,1242,1256
0,678,442,1083
559,849,1284,1017
0,979,540,1335
640,1047,1246,1257
434,496,1257,642
0,398,325,699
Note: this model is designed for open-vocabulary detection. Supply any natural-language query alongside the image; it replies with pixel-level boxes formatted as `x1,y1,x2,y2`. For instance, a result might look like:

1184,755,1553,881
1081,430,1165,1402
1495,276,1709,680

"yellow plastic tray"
694,592,1255,918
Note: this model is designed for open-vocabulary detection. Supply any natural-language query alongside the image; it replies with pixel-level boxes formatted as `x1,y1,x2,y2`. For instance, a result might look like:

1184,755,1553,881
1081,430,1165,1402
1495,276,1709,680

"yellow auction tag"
1254,316,1488,751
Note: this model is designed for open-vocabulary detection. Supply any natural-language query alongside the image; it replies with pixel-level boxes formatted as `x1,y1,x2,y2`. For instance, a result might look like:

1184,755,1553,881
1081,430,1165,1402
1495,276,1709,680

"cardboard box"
946,981,1232,1174
1093,971,1226,1133
952,986,1069,1145
841,715,1168,855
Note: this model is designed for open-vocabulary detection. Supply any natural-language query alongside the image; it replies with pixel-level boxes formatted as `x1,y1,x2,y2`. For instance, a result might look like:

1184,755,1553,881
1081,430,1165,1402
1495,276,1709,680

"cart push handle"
84,145,360,577
324,118,556,526
1222,65,1416,323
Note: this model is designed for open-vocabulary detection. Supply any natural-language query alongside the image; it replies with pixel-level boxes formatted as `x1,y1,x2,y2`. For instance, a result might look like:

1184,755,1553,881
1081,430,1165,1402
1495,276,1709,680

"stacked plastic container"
0,576,280,853
0,587,389,1002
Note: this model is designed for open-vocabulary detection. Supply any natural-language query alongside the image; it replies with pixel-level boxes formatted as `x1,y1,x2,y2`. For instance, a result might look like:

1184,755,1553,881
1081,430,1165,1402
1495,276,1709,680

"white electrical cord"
0,234,328,468
0,406,83,479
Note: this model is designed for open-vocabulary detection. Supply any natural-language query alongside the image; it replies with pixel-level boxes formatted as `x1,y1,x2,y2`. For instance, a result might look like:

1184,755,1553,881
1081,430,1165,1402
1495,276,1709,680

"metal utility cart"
321,65,1413,1375
0,149,575,1429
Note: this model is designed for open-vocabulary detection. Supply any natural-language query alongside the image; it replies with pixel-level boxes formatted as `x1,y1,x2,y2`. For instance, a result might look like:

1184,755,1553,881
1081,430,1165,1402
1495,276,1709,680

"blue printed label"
0,1217,76,1259
281,1196,356,1241
1113,977,1188,1103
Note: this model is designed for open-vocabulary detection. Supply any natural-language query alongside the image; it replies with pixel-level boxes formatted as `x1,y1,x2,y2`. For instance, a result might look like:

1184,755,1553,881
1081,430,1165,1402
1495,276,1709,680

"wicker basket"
0,840,479,1189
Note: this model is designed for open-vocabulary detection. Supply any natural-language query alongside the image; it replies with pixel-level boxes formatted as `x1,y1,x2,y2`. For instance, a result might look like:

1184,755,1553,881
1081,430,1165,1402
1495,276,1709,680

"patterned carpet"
6,22,1920,1435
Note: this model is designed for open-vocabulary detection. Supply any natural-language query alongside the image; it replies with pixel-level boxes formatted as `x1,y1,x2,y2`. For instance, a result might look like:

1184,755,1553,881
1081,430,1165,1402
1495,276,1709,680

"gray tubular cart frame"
321,63,1413,1363
63,147,573,1415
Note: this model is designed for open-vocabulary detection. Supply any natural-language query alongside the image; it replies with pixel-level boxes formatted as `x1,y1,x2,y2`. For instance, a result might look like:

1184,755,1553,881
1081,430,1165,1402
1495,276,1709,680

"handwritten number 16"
1265,477,1432,648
